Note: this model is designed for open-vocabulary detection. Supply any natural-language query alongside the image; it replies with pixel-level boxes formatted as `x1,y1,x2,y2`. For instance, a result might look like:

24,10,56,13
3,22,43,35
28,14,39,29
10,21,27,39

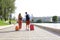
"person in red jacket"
25,12,30,30
18,13,22,29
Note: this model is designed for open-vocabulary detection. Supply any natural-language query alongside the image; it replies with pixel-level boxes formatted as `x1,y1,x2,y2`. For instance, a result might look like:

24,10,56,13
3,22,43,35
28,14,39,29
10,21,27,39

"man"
25,12,30,30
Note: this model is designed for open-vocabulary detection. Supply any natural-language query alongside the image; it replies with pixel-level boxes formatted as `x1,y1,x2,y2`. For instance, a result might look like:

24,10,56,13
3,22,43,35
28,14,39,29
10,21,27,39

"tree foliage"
52,16,57,23
36,19,42,23
0,0,15,21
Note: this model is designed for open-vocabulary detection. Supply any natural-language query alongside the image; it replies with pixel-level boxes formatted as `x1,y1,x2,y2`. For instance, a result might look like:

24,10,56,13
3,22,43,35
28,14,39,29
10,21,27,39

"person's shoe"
26,29,29,31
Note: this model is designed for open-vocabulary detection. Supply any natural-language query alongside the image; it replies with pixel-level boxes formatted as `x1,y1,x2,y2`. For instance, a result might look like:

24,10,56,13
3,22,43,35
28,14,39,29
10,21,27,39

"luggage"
15,26,19,31
30,24,34,30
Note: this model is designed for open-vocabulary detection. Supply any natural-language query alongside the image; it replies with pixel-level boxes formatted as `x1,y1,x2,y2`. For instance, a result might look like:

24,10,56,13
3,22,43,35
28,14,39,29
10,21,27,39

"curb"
33,24,60,30
34,24,60,36
0,24,14,30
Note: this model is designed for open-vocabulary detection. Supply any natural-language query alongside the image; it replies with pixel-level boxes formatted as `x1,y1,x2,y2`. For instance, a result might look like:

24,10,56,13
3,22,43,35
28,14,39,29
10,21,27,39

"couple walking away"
18,12,30,30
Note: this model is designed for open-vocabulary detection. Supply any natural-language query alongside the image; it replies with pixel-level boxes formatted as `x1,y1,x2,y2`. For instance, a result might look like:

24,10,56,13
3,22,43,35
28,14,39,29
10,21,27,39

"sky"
14,0,60,19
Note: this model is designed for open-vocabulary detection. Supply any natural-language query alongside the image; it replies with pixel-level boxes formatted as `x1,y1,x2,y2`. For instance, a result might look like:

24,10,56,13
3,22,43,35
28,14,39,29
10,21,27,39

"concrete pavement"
0,23,60,40
0,24,14,30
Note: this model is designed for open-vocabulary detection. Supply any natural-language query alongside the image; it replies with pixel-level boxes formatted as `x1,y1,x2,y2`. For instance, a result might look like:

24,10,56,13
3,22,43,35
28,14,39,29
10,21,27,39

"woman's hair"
19,13,21,16
18,13,22,18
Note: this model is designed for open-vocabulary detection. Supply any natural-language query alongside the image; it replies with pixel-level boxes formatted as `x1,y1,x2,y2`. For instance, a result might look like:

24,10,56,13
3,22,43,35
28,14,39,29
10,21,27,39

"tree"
0,0,15,21
36,19,42,23
52,16,57,23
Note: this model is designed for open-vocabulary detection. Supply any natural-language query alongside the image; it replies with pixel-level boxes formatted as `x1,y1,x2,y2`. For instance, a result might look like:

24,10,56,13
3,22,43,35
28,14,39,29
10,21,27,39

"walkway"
0,23,60,40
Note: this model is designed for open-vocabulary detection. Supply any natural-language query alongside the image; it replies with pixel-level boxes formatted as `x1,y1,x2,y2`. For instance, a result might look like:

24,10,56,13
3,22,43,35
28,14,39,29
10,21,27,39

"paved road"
0,23,60,40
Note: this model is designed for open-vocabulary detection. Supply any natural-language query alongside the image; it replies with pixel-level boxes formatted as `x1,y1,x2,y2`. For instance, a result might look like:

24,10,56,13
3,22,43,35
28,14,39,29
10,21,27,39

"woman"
18,13,22,29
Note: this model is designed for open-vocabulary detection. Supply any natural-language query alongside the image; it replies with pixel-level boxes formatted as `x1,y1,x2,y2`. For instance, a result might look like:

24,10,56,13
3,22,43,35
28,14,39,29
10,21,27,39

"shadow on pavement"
35,25,60,36
0,30,28,33
0,30,17,33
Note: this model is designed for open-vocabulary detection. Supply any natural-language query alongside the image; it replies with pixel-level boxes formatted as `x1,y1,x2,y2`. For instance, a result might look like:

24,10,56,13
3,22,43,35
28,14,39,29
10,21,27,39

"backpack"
26,14,30,20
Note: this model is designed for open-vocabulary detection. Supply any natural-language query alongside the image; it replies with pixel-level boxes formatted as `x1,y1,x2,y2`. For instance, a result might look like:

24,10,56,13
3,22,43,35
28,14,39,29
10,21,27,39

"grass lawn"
0,19,16,26
11,20,16,24
0,20,9,26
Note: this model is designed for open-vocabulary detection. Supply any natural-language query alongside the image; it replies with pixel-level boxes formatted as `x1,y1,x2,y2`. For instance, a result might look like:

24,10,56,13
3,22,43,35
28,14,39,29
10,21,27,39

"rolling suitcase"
30,24,34,30
15,26,19,31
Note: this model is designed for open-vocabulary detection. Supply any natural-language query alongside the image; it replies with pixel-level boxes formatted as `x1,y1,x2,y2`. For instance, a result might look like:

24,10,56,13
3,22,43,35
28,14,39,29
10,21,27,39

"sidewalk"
0,23,60,40
0,24,14,29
